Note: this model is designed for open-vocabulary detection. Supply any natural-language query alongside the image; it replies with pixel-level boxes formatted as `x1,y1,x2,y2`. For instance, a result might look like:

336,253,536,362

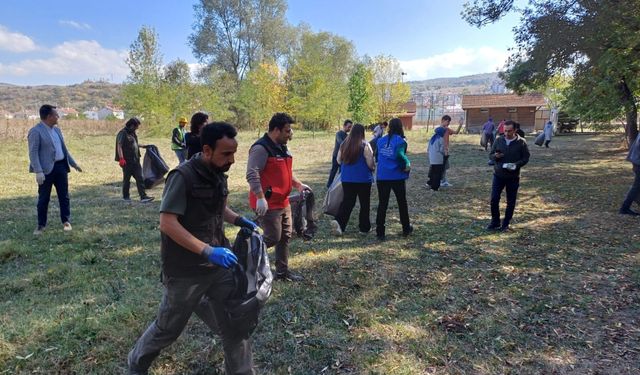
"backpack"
225,228,273,338
289,189,318,240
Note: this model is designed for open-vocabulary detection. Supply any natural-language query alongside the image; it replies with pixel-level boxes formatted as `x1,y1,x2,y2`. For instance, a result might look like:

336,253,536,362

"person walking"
487,121,530,231
327,119,353,187
426,127,447,191
171,117,188,164
375,118,412,240
619,132,640,216
543,120,554,148
115,118,154,203
330,124,375,235
481,117,495,151
28,104,82,235
186,112,209,160
127,122,260,375
246,113,311,282
438,115,454,187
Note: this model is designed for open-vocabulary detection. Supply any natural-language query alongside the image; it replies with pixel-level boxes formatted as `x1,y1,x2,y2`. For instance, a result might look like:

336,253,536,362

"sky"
0,0,520,86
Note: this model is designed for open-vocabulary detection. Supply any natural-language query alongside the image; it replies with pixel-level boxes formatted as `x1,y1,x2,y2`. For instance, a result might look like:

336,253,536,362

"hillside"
0,81,121,113
408,72,502,94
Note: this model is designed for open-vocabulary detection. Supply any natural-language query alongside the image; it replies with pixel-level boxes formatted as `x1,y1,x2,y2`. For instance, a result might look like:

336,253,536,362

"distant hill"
408,72,503,95
0,81,121,113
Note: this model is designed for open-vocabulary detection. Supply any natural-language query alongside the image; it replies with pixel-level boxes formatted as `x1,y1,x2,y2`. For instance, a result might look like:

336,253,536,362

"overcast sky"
0,0,519,86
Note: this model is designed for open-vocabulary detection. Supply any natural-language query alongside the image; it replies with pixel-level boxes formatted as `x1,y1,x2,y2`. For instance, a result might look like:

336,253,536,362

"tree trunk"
620,78,638,144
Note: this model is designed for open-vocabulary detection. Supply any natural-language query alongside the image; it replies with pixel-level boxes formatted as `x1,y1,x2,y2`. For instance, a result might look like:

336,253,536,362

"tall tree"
125,26,163,84
462,0,640,143
189,0,291,83
286,29,356,130
236,61,286,130
369,55,411,121
348,63,377,124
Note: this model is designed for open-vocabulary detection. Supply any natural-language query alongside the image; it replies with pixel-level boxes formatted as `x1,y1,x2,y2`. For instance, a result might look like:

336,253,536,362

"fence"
0,119,123,140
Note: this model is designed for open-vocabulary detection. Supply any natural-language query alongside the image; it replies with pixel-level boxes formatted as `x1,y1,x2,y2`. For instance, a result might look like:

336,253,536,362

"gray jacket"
627,133,640,166
428,137,445,165
28,122,78,175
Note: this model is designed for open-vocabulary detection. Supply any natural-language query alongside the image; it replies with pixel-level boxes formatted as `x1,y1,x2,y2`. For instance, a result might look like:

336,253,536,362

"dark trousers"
544,140,551,148
376,179,410,236
123,160,147,199
427,164,444,191
128,271,254,374
621,164,640,210
37,160,70,227
490,175,520,227
327,157,340,188
336,182,371,232
484,133,495,151
258,205,292,275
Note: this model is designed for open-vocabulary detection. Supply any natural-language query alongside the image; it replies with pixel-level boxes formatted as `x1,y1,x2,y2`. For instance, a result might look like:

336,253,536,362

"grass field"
1,128,639,374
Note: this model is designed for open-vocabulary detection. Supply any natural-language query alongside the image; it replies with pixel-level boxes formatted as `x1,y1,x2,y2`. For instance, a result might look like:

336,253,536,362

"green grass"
1,129,639,374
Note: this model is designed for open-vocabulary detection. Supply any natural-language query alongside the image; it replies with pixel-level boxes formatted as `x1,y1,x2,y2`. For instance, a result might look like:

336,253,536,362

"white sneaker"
63,222,72,231
330,220,343,236
440,181,452,187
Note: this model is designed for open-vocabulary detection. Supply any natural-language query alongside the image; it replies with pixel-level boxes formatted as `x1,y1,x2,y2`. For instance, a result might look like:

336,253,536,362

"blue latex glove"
202,246,238,268
234,216,259,231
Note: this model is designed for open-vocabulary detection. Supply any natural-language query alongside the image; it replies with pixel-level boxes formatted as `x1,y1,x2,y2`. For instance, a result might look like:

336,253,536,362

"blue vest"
340,148,373,183
376,135,409,181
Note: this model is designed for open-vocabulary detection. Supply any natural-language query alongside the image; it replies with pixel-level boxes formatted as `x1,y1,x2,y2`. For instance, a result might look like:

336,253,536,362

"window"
508,107,517,113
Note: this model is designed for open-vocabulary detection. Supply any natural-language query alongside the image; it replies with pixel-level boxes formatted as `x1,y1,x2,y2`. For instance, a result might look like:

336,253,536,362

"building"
461,93,547,133
58,107,79,118
83,109,99,120
97,106,125,120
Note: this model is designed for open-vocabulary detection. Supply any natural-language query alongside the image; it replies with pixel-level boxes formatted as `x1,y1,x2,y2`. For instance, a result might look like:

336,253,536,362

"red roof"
462,93,546,109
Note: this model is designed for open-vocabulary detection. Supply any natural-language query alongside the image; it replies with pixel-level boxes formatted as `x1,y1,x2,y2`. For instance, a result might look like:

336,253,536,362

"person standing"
369,121,388,155
426,127,447,191
375,118,412,240
487,121,530,231
28,104,82,235
127,122,259,375
246,113,310,282
171,117,188,164
543,120,554,148
496,119,506,137
115,118,154,203
481,117,495,151
186,112,209,160
330,124,375,235
438,115,454,187
619,132,640,216
327,119,353,187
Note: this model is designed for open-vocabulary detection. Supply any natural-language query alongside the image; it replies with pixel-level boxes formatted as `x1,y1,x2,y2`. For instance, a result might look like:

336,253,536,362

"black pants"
327,157,340,188
376,179,410,236
427,164,444,191
544,140,551,148
123,160,147,199
336,182,371,232
37,160,70,227
490,175,520,227
621,164,640,210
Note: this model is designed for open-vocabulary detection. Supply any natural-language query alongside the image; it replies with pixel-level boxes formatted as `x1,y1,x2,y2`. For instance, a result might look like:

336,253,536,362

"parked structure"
461,93,546,134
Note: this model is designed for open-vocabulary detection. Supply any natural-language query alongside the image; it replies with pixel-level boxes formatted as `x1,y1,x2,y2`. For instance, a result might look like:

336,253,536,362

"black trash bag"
289,189,318,240
142,145,169,189
225,228,273,338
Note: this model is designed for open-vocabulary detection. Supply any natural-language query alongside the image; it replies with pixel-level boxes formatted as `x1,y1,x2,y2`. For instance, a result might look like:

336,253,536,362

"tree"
369,55,411,121
462,0,640,144
286,29,357,130
125,26,163,84
236,61,286,130
190,0,291,83
164,59,191,85
348,63,377,124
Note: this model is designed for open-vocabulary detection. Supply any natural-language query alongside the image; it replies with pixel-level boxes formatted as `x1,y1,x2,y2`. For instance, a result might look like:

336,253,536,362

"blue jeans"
174,149,187,164
621,164,640,210
37,160,70,227
490,174,520,227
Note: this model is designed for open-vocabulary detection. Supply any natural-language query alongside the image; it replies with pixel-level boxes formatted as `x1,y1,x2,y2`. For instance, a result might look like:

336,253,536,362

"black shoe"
402,225,414,236
486,223,500,231
376,234,386,241
140,196,154,203
619,208,640,216
498,225,511,232
274,270,304,282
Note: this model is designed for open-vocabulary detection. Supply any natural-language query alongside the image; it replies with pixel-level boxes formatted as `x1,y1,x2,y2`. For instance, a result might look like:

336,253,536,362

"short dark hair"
442,115,451,121
344,119,353,126
191,112,209,134
201,122,237,150
268,112,294,132
504,120,515,128
125,117,141,129
39,104,57,120
382,121,388,126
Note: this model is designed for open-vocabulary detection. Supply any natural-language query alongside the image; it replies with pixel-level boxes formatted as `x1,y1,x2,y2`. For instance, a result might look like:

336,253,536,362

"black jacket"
490,135,530,178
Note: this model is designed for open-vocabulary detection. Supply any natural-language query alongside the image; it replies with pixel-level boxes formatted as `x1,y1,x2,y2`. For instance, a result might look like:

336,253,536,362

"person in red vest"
246,113,311,282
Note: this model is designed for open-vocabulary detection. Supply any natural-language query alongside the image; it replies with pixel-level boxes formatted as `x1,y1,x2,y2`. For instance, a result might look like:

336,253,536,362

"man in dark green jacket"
487,121,530,231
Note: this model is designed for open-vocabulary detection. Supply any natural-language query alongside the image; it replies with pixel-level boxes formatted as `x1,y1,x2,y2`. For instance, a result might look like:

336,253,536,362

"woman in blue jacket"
330,124,375,235
375,118,412,240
